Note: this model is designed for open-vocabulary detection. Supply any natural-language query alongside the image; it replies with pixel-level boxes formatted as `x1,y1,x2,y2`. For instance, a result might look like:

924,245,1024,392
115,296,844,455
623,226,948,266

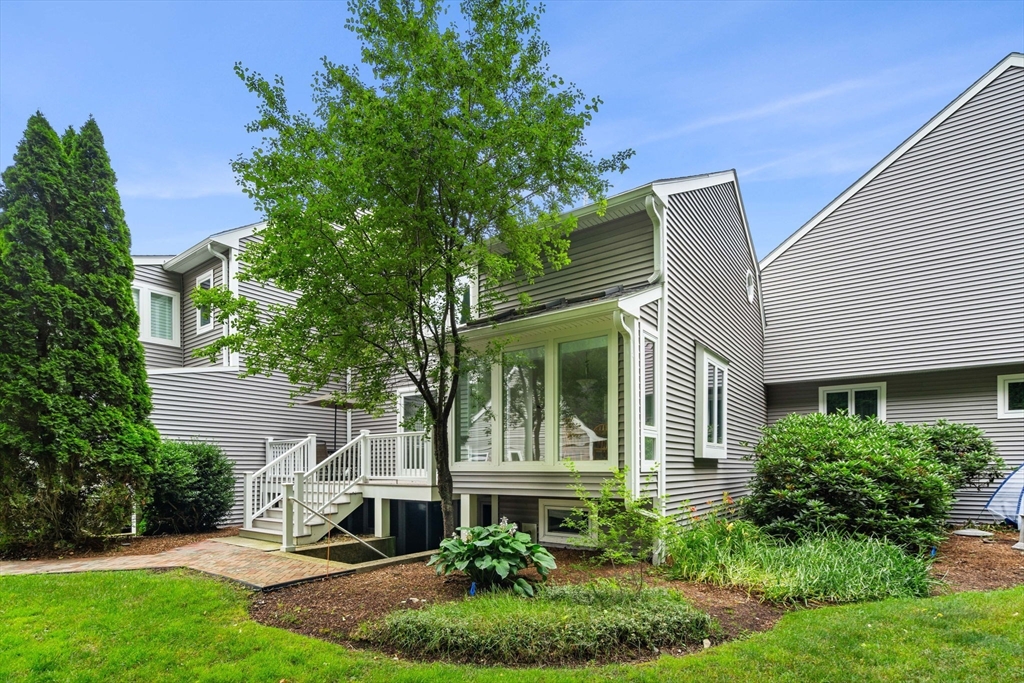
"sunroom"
450,283,664,521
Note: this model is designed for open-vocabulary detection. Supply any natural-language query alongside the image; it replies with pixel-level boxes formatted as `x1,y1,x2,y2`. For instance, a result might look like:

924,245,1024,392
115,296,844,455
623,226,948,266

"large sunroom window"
503,346,545,461
454,359,492,462
558,336,609,462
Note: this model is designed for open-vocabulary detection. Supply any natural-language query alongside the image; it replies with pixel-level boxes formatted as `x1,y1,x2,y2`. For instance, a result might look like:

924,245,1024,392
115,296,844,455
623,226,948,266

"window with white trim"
454,358,492,461
131,283,180,347
745,270,756,304
641,330,658,470
538,499,591,544
195,270,214,334
397,390,428,432
997,374,1024,419
819,382,886,420
695,346,728,460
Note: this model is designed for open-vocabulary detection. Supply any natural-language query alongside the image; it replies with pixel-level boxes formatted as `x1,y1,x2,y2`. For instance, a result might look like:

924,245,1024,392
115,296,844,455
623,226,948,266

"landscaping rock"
952,529,994,537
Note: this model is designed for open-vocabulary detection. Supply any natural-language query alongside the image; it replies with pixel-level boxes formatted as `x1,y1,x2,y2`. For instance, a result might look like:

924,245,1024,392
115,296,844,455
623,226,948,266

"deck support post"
374,497,390,538
243,473,253,528
282,482,295,552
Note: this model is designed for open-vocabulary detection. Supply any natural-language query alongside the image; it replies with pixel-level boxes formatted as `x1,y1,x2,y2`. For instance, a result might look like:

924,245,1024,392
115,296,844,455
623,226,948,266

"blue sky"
1,1,1021,258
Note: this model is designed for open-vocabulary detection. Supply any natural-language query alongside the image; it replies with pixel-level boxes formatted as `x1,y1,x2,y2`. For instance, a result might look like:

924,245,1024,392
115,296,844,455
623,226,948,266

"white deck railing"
245,430,435,533
244,434,316,528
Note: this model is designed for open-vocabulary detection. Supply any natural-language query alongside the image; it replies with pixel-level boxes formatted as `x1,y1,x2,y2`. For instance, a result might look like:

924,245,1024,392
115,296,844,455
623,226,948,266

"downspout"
615,310,638,499
647,193,668,507
346,369,353,443
207,244,230,367
645,196,664,285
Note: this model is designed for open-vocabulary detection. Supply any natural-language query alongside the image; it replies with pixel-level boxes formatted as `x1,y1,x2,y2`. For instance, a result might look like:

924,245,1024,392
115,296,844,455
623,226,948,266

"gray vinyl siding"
497,495,540,526
761,66,1024,384
663,181,766,517
766,364,1024,522
133,263,183,368
148,370,349,526
237,234,302,310
181,258,224,368
483,211,655,313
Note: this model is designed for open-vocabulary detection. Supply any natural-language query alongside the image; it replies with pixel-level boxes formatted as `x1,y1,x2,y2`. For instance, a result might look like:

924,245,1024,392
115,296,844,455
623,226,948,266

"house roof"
760,52,1024,271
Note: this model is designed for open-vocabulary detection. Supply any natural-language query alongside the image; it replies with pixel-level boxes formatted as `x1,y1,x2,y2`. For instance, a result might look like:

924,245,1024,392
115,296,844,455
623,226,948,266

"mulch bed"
249,547,786,652
931,528,1024,593
1,526,240,561
249,529,1024,665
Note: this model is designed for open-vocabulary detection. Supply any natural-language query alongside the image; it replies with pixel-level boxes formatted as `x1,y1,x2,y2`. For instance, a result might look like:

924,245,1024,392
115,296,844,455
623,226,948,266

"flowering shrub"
428,518,556,596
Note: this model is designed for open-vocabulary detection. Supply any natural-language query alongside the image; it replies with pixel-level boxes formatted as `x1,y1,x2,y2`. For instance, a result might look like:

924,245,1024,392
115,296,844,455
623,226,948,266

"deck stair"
240,431,433,550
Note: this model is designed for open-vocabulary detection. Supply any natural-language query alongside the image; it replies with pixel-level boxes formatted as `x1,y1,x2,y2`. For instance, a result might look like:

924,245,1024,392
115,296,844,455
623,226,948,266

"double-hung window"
195,270,214,334
997,374,1024,419
131,283,180,347
695,345,728,460
454,358,492,462
641,329,658,470
819,382,886,420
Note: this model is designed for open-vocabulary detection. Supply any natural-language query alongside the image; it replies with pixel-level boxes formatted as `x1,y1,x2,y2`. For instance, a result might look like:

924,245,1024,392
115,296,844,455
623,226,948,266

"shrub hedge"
741,413,1002,549
142,440,234,534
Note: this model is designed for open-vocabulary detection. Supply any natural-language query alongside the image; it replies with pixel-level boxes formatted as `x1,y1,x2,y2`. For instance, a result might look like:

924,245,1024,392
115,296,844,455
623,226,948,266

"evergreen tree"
0,113,159,549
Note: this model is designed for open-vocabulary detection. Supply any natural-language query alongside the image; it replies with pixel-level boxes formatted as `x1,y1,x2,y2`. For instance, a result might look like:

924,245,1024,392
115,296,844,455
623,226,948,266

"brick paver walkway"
0,540,351,589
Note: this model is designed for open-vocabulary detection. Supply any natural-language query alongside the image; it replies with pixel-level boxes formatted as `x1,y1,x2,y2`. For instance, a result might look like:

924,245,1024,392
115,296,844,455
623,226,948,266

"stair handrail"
299,433,365,525
244,433,316,527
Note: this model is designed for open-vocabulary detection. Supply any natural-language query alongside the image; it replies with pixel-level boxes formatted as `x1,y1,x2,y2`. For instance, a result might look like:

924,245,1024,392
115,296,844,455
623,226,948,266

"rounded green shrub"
142,440,235,534
741,413,979,549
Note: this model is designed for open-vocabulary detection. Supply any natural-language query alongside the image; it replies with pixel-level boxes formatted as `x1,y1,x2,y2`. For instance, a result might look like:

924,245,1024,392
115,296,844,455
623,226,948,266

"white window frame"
537,498,592,545
194,269,215,335
396,388,428,433
745,270,756,304
132,282,180,347
997,373,1024,419
818,382,887,421
695,344,728,460
640,327,659,473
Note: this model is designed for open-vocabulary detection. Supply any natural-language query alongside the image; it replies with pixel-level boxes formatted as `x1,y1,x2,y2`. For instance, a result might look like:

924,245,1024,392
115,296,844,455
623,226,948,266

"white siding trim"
761,52,1024,270
997,373,1024,419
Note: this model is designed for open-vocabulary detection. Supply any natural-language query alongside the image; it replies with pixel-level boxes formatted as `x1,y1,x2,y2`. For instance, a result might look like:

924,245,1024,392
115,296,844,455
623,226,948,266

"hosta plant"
428,518,556,596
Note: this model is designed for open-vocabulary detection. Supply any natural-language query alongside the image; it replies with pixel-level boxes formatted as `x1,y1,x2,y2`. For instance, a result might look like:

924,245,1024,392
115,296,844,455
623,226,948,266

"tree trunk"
433,417,457,538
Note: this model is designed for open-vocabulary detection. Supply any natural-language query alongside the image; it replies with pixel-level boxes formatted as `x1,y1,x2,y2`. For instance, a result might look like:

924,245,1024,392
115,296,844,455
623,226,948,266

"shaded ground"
1,527,239,561
932,529,1024,592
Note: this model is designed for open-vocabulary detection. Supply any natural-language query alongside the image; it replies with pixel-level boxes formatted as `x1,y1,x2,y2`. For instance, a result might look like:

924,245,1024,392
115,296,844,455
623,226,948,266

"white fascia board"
147,366,241,376
132,255,174,266
649,170,737,204
760,52,1024,271
163,238,233,274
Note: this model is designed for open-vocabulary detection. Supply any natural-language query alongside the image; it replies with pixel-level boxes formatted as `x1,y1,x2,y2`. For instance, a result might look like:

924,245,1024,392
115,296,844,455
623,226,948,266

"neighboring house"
133,224,354,527
346,171,765,545
759,53,1024,521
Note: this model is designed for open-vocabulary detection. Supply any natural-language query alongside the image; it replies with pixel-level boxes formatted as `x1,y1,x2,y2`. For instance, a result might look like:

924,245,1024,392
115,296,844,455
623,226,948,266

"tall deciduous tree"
0,113,159,549
199,0,631,536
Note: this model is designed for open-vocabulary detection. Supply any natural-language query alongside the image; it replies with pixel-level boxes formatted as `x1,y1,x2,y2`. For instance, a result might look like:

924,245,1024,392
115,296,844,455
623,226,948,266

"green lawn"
1,570,1020,682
